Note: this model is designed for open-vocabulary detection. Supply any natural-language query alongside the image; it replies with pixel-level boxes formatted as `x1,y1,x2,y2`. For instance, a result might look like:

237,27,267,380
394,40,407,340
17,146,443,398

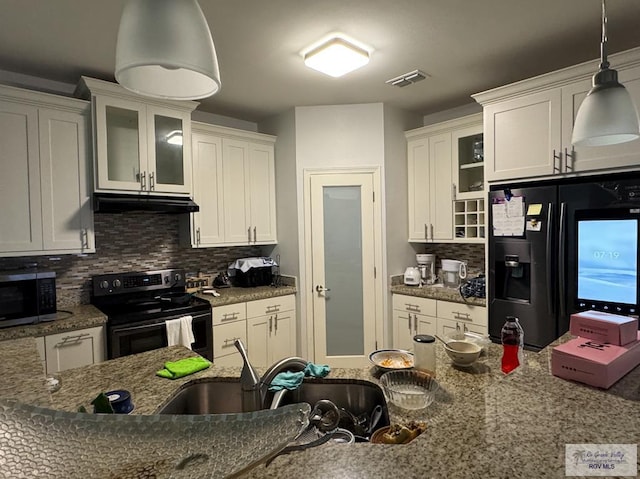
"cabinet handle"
248,227,252,243
452,183,457,201
552,150,562,173
140,171,147,190
223,337,241,347
430,224,434,240
413,314,419,335
253,226,257,243
196,228,201,245
424,223,428,240
221,312,238,321
149,172,155,191
408,314,413,333
81,229,88,249
405,304,419,312
453,311,471,321
464,324,469,333
564,148,574,171
266,305,280,313
56,333,90,347
274,314,278,332
269,316,273,334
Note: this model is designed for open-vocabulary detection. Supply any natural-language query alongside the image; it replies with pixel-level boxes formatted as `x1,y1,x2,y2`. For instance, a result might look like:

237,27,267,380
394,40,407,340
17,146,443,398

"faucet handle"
234,339,261,389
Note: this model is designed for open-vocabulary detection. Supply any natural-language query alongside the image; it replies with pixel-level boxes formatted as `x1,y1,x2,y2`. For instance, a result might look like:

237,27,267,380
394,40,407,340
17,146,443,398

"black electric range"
91,269,212,360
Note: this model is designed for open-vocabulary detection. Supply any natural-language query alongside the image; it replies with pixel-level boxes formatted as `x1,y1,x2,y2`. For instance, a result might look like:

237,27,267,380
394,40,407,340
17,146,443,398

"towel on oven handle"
165,315,195,349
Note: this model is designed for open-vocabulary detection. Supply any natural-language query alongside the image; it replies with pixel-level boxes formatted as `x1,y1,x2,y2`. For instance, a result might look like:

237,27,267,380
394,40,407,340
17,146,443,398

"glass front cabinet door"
452,123,484,200
93,96,192,195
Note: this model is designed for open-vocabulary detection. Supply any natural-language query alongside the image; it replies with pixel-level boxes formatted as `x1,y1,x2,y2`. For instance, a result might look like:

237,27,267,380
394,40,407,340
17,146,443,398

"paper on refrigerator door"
492,196,525,236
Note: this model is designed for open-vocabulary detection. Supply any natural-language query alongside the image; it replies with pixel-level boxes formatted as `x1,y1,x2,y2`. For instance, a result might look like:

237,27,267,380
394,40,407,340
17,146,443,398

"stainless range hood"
93,193,199,214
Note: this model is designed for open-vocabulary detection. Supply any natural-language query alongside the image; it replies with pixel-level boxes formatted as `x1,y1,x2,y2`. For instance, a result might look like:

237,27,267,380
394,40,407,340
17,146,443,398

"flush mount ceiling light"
572,0,640,147
303,36,370,78
115,0,221,100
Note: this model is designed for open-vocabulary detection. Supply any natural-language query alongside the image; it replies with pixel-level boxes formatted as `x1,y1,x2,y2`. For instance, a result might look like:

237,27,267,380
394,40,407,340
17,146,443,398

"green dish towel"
268,362,331,391
156,357,211,380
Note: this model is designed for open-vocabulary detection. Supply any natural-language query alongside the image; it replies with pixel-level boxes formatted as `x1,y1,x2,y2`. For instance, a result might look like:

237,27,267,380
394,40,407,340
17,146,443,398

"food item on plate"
380,421,426,444
379,355,413,369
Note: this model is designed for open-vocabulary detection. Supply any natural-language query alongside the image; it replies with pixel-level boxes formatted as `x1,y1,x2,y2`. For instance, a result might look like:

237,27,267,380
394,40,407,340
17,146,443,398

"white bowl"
444,340,482,367
369,349,414,371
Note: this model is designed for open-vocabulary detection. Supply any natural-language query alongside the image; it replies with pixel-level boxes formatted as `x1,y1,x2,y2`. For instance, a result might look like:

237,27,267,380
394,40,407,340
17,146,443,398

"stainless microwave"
0,271,57,328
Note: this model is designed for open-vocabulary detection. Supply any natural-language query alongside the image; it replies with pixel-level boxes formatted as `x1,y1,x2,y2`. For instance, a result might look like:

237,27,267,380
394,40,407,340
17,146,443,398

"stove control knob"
112,279,122,289
174,272,182,282
100,280,109,289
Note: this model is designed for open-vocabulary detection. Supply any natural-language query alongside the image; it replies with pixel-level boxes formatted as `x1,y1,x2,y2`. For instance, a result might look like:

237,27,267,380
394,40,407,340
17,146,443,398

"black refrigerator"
488,172,640,351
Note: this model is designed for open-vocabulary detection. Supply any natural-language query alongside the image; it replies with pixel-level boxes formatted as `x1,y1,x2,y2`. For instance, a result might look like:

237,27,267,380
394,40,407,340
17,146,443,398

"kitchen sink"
155,377,390,434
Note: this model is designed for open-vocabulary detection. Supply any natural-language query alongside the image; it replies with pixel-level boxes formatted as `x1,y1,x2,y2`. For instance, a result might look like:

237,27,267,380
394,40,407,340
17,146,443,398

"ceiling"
2,0,640,123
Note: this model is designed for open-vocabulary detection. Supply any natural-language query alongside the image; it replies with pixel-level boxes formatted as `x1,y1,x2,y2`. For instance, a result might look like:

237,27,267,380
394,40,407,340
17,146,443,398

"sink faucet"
234,339,308,411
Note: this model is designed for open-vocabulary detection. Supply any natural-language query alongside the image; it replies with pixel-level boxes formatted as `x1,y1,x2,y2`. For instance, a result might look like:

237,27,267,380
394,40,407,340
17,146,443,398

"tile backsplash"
419,243,485,275
0,213,262,307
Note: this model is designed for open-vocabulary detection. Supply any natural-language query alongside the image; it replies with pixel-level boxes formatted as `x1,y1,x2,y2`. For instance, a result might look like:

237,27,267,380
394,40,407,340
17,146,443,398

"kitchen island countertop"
1,333,638,478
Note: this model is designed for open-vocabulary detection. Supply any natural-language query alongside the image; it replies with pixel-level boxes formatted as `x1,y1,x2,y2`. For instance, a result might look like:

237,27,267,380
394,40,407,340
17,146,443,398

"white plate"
369,349,414,371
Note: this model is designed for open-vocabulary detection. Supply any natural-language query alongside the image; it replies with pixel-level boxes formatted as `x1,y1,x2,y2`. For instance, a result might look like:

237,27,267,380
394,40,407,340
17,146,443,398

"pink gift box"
569,310,639,346
551,332,640,389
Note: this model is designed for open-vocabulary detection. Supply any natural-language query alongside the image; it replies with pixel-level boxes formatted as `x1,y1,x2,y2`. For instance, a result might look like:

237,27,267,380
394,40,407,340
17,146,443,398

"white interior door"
308,172,379,368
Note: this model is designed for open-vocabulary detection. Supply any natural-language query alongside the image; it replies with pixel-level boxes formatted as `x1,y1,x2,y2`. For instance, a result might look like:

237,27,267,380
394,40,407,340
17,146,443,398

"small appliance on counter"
416,254,436,285
0,269,57,328
228,257,276,287
441,259,467,288
403,267,421,286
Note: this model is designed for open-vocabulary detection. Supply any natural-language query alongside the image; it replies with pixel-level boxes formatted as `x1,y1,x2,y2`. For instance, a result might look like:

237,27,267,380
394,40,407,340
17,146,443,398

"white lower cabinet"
40,326,105,375
392,295,437,351
392,294,487,347
212,295,296,368
246,295,296,368
436,300,487,339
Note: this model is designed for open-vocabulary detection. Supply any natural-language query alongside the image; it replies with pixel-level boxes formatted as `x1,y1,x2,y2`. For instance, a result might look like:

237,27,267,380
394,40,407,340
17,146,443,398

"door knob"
315,285,331,293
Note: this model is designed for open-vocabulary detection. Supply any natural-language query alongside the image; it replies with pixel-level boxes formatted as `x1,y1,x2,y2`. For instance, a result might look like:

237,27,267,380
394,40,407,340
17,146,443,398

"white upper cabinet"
406,114,483,243
76,76,198,196
181,122,277,247
0,84,94,256
474,48,640,183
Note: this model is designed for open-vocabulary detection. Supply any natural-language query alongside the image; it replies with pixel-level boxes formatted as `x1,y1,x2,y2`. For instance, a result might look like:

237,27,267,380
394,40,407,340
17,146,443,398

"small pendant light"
571,0,639,147
115,0,221,100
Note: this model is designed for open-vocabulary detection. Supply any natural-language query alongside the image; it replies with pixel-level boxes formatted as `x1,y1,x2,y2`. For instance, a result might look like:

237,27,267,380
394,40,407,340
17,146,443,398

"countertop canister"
413,334,436,375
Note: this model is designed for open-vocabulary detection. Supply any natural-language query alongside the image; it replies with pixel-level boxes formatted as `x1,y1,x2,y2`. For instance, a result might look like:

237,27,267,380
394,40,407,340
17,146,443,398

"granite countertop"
391,283,486,307
0,304,107,342
194,283,297,307
2,331,638,478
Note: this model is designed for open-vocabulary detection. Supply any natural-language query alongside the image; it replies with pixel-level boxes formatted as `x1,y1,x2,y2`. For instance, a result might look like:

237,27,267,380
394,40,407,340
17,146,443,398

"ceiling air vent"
385,69,429,87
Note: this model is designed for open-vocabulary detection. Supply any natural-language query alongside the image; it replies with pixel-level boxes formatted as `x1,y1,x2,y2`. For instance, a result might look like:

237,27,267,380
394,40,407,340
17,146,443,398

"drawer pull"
265,305,280,313
222,313,238,321
223,337,241,347
405,304,420,312
56,333,91,347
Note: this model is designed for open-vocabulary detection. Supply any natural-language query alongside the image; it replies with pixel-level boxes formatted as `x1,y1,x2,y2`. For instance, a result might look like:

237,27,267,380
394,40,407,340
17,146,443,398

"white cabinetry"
42,326,105,375
474,49,640,183
212,303,247,367
392,294,487,347
247,295,296,367
406,114,484,243
76,76,198,195
392,295,437,351
0,84,94,256
436,300,487,339
181,122,277,247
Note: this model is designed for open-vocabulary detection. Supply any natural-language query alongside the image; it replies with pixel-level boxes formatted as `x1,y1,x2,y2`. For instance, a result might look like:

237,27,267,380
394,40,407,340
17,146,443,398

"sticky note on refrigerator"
526,203,542,216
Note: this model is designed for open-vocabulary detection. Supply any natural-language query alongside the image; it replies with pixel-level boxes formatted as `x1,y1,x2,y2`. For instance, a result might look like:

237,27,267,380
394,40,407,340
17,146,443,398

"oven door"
108,310,213,360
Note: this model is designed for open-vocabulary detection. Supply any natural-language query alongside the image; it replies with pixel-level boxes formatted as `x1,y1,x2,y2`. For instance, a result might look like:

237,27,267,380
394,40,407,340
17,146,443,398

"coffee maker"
416,254,436,285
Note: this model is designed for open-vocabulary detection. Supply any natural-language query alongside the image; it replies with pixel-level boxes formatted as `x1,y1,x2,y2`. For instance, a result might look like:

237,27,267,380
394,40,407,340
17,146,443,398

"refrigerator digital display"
577,218,638,305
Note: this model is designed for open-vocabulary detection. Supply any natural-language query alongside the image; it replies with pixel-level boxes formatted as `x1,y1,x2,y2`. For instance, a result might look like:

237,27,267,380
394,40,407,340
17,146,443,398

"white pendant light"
572,0,639,147
115,0,221,100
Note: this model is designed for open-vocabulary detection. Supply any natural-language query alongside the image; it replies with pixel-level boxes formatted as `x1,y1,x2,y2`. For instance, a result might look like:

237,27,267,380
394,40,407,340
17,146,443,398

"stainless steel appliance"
489,172,640,350
91,269,213,360
0,270,56,328
416,254,436,285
